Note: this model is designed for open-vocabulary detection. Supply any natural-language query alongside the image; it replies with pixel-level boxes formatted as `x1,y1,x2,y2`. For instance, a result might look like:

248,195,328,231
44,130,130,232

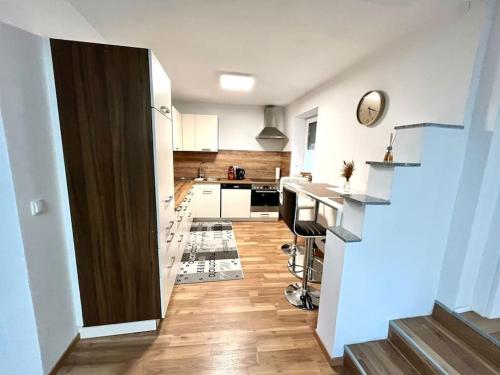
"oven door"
251,190,280,212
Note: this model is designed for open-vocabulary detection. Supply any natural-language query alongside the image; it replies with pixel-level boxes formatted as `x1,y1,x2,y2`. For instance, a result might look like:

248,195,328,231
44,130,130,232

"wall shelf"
343,194,391,206
328,226,362,243
366,161,421,167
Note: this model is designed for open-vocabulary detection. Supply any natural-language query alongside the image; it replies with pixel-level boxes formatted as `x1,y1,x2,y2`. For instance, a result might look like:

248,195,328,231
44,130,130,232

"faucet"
197,162,207,179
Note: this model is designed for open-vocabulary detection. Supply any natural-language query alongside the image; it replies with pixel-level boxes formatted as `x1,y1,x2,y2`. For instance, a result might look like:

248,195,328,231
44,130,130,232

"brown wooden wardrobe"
50,39,161,327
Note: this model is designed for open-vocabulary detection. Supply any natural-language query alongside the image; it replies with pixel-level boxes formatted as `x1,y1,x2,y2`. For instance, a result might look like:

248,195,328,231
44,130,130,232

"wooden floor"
58,221,337,374
461,311,500,341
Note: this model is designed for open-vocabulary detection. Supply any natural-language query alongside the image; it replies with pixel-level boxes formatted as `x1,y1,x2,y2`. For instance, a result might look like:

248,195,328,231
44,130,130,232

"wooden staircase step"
345,340,420,374
392,316,499,374
432,302,500,368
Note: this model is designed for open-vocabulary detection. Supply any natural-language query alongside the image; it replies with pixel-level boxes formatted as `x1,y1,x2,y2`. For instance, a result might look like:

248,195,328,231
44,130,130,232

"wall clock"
356,90,386,126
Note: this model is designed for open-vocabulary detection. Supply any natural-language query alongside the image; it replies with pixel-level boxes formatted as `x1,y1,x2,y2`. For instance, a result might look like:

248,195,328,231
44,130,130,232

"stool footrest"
284,283,320,310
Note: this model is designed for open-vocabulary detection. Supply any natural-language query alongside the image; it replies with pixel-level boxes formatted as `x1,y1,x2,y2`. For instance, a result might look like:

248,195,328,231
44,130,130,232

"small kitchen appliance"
227,166,236,180
236,167,245,180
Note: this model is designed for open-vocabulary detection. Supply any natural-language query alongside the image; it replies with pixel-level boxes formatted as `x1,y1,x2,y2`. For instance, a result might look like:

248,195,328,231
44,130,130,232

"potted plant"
341,160,355,193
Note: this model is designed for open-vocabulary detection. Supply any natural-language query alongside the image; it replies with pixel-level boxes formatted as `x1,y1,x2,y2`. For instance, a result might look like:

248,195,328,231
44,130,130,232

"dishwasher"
221,183,252,219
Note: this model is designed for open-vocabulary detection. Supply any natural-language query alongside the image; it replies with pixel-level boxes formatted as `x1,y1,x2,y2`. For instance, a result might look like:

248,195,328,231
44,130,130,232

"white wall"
0,22,78,374
0,109,44,375
286,2,485,189
318,126,466,357
173,101,290,151
0,0,104,42
438,0,500,317
0,0,109,359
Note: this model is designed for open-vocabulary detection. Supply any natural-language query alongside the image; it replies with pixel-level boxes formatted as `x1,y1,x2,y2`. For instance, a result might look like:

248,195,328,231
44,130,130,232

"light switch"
30,199,44,216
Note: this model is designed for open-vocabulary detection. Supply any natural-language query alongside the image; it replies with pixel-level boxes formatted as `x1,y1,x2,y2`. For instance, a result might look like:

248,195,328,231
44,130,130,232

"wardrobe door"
50,39,160,326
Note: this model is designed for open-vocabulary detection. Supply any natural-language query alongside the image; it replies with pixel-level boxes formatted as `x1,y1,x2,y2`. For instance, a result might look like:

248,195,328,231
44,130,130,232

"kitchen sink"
194,177,220,182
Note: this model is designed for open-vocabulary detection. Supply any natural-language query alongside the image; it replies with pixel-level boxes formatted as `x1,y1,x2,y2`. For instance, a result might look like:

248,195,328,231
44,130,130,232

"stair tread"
348,340,420,375
395,316,499,375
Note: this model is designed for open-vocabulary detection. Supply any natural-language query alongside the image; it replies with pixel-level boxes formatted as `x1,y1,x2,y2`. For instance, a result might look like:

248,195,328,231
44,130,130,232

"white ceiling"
68,0,462,105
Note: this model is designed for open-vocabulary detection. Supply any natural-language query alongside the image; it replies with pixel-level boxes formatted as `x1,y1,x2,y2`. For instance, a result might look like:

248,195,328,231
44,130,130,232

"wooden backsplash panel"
174,150,291,180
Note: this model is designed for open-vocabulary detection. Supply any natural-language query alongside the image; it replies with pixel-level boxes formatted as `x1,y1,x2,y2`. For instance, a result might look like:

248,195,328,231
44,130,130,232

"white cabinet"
153,109,175,253
179,114,218,152
193,184,221,218
195,115,218,152
181,114,196,151
150,52,171,118
161,189,194,317
172,106,183,151
221,186,251,218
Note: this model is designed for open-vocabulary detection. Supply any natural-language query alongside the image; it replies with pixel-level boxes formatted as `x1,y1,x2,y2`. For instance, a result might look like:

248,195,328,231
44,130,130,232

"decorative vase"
343,179,351,193
383,146,394,162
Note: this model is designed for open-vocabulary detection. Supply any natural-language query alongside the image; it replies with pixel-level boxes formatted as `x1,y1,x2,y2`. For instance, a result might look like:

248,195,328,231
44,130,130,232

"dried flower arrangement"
341,160,355,182
384,132,396,162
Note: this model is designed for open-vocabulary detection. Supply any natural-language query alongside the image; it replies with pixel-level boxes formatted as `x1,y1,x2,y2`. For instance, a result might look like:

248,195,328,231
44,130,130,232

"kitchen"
172,106,290,220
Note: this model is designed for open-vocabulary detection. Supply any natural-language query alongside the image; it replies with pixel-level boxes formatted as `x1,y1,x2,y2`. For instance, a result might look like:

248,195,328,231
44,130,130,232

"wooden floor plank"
58,221,336,374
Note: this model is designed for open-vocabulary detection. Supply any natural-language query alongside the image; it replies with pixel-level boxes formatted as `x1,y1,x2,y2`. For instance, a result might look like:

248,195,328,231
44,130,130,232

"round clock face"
356,91,386,126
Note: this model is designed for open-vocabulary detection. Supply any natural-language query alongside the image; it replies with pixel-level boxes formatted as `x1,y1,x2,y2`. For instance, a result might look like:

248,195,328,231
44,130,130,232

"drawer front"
250,212,279,219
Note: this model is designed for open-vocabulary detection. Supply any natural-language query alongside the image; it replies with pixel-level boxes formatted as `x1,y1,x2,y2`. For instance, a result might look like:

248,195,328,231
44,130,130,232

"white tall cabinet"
150,53,177,318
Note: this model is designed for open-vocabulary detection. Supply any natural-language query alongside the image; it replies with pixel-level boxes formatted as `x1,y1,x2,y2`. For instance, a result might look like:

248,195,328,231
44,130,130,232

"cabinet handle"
166,221,174,231
160,106,170,114
177,234,184,243
167,256,175,269
202,191,213,194
260,213,270,216
201,148,212,151
166,232,175,243
175,147,181,150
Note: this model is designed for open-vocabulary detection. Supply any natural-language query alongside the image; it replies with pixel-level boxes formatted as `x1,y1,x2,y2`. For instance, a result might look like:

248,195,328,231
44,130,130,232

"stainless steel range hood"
256,106,288,140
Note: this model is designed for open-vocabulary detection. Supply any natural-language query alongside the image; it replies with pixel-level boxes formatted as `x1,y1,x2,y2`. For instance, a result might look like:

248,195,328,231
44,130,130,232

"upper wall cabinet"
178,114,219,152
181,114,196,151
150,53,171,119
172,106,183,151
195,115,218,152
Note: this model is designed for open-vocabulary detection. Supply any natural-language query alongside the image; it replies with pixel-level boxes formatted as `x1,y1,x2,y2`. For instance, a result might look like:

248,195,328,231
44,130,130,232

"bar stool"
279,176,312,256
280,188,323,283
281,186,326,310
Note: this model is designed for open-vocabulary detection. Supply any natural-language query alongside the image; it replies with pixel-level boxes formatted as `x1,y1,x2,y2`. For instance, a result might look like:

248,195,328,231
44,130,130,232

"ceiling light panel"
220,74,255,91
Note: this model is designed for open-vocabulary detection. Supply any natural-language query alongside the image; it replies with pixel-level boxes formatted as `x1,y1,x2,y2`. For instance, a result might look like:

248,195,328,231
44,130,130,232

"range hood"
256,106,288,140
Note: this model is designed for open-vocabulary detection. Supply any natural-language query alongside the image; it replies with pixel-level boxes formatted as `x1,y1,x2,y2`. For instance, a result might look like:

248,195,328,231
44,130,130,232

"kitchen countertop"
174,179,194,209
174,177,280,209
189,178,279,185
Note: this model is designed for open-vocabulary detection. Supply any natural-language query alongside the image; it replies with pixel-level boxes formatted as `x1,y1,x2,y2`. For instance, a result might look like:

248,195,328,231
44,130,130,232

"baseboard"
454,305,472,314
313,330,341,367
79,319,158,339
49,333,80,375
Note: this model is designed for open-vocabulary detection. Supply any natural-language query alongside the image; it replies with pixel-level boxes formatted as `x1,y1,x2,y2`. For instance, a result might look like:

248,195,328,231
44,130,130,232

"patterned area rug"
176,221,244,284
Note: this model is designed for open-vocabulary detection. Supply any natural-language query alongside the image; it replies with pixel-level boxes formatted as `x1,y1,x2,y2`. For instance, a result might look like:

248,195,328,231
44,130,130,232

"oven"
251,184,280,219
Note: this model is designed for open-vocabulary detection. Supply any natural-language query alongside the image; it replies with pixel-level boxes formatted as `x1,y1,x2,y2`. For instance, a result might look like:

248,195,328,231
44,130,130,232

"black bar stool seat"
295,221,327,237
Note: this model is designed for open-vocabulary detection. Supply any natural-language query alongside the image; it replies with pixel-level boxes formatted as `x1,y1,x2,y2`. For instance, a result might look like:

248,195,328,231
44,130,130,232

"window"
303,116,317,173
307,121,317,150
